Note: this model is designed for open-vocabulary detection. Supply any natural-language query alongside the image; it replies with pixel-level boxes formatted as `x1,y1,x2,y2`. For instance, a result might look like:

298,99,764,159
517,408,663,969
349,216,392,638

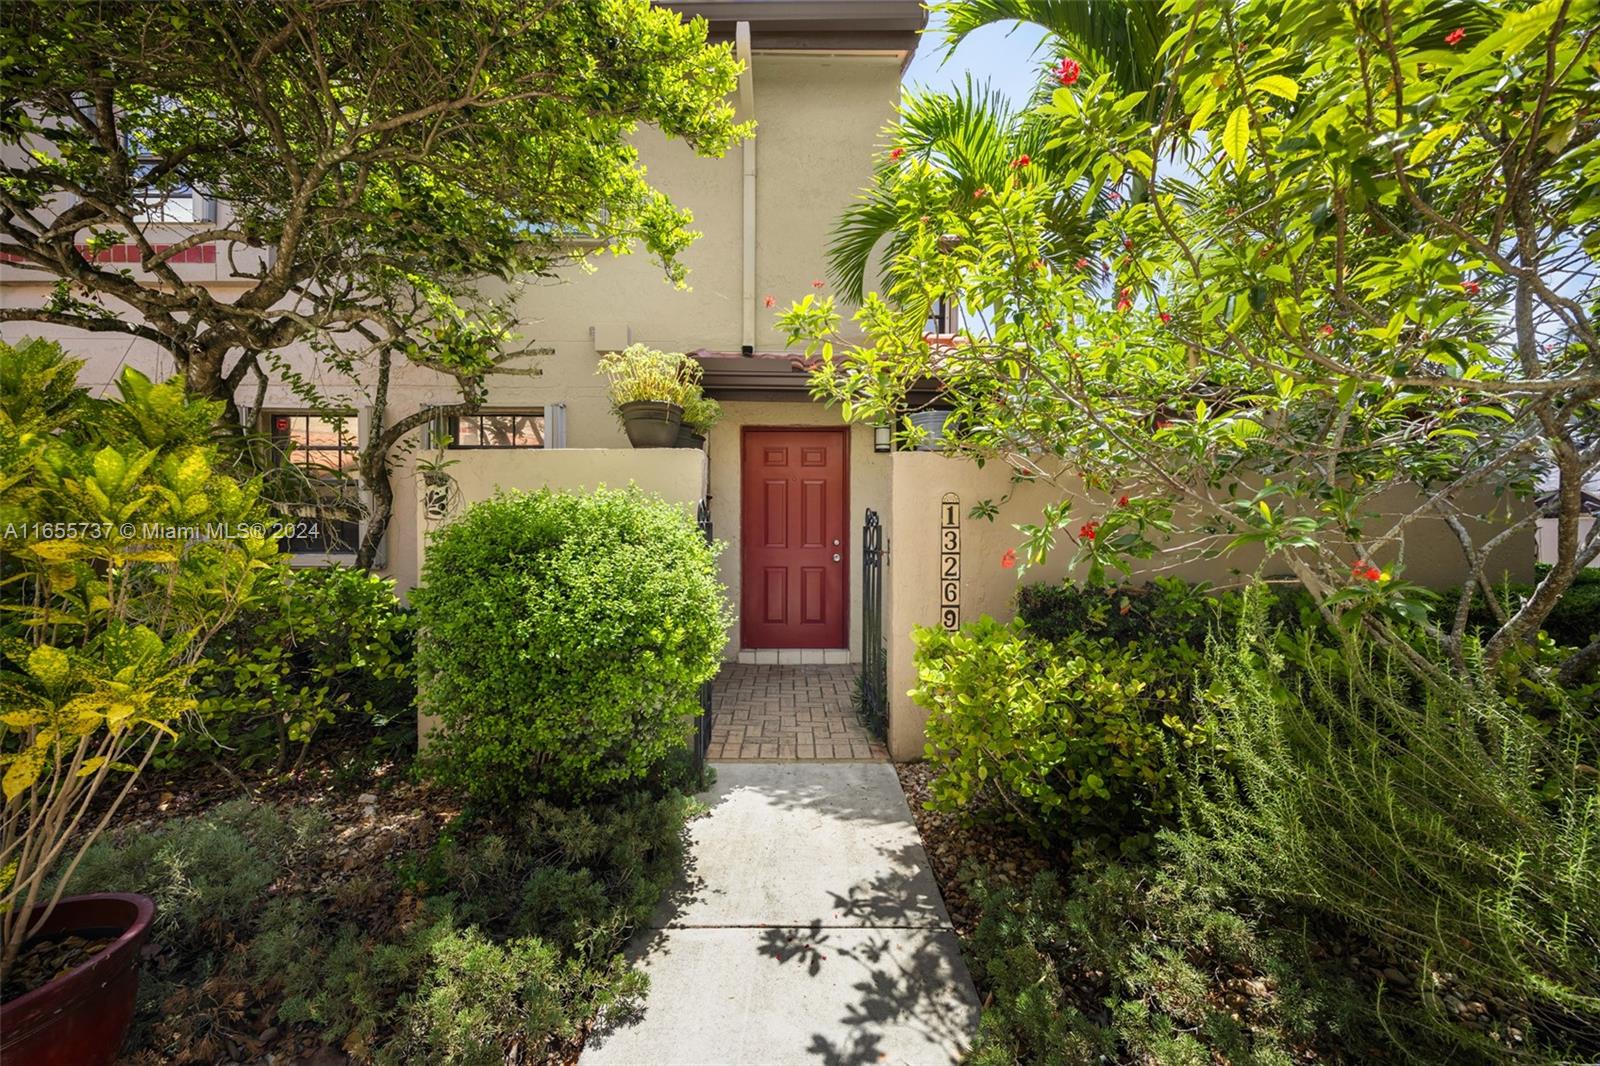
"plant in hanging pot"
0,340,279,1066
417,435,462,522
677,394,722,449
598,344,698,448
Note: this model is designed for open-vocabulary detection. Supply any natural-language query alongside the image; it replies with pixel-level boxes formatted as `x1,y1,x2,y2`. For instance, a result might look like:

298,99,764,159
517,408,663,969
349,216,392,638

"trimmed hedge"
413,488,728,804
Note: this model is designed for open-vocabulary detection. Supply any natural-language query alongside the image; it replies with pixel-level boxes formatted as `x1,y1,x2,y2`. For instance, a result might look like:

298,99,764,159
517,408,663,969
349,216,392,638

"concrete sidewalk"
581,763,980,1066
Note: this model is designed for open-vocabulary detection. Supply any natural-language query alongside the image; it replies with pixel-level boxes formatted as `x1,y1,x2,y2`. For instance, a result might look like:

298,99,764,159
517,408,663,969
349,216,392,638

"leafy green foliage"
190,565,415,771
413,488,729,804
966,859,1417,1066
1175,591,1600,1060
791,0,1600,681
0,338,280,980
595,344,702,409
0,1,751,397
65,786,695,1063
913,617,1204,849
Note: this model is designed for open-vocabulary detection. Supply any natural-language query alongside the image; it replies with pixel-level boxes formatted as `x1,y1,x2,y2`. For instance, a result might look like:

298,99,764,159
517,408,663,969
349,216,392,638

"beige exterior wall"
880,453,1539,760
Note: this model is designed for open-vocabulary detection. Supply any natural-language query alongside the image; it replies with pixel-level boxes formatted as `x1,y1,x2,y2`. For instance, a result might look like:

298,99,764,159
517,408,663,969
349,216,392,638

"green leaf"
1252,75,1298,100
1223,105,1250,172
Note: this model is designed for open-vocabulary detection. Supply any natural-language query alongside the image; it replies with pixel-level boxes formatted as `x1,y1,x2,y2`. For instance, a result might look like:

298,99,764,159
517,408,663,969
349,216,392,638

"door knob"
832,553,842,562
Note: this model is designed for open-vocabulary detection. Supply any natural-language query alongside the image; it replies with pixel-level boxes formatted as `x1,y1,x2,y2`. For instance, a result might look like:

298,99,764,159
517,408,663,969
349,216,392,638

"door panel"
742,428,848,648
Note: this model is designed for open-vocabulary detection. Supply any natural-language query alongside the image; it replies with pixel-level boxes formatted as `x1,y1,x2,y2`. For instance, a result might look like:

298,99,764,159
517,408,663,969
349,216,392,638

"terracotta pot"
1,893,156,1066
618,400,683,448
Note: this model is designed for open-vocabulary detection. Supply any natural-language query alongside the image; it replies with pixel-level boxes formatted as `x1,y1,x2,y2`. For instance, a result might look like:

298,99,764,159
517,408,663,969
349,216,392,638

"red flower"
1445,26,1466,46
1320,323,1335,337
1123,238,1134,251
1030,259,1046,270
889,146,905,160
1079,521,1098,541
1366,566,1382,581
1109,191,1121,202
1155,419,1172,430
1351,560,1367,575
1118,494,1130,506
1075,257,1089,269
1116,298,1132,312
812,280,824,288
1159,312,1172,323
1001,547,1017,569
973,187,988,199
1011,154,1031,168
763,295,776,308
1058,57,1081,86
1462,279,1481,295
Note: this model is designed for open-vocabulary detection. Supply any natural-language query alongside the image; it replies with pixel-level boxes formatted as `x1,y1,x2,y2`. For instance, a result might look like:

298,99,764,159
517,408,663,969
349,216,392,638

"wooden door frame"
738,424,850,650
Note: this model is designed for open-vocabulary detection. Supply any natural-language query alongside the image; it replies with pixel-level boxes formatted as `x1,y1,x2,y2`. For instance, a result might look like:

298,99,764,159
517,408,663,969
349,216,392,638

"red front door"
741,428,848,648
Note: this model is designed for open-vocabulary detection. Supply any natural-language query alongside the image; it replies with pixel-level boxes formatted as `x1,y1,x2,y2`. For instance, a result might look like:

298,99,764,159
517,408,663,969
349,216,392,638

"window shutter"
546,403,567,448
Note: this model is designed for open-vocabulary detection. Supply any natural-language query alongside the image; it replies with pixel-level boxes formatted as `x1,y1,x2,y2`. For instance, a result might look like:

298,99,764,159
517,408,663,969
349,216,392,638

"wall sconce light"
873,423,892,453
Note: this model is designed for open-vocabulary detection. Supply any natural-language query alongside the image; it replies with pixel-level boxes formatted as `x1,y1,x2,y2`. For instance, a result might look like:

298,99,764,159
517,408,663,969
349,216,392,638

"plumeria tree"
786,0,1600,682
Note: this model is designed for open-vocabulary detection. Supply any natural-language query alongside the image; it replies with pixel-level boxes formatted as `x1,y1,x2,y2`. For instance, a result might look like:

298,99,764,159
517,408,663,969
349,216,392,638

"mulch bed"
894,761,1052,938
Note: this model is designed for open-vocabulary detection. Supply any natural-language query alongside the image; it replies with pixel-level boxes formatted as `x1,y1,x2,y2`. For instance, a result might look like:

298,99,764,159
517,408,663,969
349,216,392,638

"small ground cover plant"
62,776,698,1064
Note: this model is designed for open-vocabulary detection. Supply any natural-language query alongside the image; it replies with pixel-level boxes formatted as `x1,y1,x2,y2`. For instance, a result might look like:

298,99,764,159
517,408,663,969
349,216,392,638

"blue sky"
902,8,1052,105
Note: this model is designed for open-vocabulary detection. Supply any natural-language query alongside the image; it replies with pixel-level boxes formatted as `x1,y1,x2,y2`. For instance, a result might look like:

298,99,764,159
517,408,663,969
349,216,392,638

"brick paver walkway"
708,663,888,761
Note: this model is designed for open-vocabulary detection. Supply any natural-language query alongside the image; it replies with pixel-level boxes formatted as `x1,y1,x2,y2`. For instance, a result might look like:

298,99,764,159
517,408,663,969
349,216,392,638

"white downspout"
736,21,756,355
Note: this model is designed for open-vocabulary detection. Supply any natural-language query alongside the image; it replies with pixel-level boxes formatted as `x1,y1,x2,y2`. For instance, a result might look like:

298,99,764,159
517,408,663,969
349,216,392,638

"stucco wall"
881,453,1539,761
706,400,891,660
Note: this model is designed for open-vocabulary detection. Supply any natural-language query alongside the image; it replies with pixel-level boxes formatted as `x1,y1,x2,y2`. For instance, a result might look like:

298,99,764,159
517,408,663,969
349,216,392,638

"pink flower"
1001,547,1017,569
763,295,776,308
1058,58,1081,86
1075,257,1089,269
812,280,824,288
973,187,988,199
1320,323,1335,337
1159,312,1171,324
1445,27,1466,46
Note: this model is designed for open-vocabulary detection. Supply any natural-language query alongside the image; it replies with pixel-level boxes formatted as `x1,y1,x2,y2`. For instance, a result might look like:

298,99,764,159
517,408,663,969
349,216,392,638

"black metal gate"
859,508,887,738
692,498,715,778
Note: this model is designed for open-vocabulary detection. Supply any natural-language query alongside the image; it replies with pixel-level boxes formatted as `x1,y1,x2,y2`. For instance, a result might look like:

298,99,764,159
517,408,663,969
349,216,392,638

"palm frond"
933,0,1171,103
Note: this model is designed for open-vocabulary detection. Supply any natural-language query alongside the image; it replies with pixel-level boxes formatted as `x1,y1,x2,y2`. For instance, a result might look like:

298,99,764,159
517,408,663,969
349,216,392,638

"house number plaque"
940,493,961,632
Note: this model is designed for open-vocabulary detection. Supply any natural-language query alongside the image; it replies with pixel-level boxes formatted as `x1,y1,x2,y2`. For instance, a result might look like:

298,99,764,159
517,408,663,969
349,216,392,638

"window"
447,409,546,449
926,295,959,335
131,156,214,223
267,411,361,555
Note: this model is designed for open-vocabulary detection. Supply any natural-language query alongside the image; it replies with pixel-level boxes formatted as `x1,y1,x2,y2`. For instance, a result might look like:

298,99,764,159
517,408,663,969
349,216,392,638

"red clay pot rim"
1,892,155,1016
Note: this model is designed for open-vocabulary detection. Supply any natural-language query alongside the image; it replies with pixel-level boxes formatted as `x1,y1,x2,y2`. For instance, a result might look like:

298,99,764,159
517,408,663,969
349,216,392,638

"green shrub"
65,783,695,1063
190,565,415,771
1016,577,1319,648
913,617,1204,849
413,487,728,804
967,858,1407,1066
1176,589,1600,1061
1468,566,1600,650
